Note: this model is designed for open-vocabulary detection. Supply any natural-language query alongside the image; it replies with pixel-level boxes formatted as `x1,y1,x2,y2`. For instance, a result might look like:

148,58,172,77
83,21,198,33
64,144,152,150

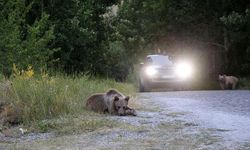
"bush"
239,77,250,89
0,73,4,81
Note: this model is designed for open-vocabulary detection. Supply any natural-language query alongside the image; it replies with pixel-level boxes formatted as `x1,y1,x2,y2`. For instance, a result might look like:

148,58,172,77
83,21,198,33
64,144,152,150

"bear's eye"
123,106,126,109
117,106,120,109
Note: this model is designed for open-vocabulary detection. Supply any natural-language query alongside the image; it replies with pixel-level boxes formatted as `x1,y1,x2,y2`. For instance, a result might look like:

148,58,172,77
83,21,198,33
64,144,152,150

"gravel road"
1,90,250,150
139,90,250,149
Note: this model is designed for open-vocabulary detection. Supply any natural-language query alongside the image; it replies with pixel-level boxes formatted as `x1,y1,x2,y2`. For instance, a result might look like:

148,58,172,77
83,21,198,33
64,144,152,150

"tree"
110,0,250,78
0,0,56,76
221,9,250,75
28,0,119,76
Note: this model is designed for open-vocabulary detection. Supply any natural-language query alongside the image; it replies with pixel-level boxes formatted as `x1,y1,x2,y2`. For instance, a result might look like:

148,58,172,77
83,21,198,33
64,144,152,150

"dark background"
0,0,250,81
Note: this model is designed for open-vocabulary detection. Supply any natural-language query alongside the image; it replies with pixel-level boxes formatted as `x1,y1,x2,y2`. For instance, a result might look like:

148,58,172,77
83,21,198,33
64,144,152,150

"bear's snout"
118,108,125,116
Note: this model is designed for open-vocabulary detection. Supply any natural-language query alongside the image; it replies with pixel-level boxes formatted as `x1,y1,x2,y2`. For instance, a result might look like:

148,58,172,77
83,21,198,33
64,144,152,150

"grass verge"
239,77,250,89
0,74,136,134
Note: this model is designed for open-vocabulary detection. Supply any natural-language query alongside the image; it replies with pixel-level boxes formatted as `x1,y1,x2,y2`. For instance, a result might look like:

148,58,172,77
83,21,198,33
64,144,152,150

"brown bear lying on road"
218,74,239,90
86,89,137,116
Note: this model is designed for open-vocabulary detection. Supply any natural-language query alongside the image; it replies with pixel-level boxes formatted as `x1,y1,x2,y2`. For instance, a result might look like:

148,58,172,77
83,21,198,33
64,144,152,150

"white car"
139,54,194,92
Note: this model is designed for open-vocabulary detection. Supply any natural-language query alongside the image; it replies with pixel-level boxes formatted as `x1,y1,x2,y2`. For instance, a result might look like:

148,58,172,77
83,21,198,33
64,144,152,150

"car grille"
157,67,175,76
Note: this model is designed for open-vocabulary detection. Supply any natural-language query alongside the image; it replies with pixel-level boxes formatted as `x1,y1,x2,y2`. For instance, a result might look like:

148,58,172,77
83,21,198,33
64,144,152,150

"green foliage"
39,0,118,75
0,0,249,80
35,116,118,134
109,0,250,78
221,9,250,75
1,74,135,124
239,77,250,89
0,0,56,75
0,74,4,82
103,0,166,80
104,41,130,81
0,0,121,78
108,0,159,57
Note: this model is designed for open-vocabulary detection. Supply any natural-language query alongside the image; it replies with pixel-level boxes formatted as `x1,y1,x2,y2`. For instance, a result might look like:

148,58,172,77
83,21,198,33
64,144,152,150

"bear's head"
218,74,226,83
113,96,129,116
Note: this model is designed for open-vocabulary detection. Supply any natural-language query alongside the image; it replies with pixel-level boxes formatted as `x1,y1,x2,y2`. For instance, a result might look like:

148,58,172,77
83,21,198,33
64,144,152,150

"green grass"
189,78,221,90
0,74,135,125
190,77,250,90
0,74,4,82
239,77,250,89
31,114,119,135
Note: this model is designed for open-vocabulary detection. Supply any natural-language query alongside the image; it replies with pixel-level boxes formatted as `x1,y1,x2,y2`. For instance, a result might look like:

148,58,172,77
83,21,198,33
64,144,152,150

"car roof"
146,55,170,60
146,55,173,65
147,54,168,57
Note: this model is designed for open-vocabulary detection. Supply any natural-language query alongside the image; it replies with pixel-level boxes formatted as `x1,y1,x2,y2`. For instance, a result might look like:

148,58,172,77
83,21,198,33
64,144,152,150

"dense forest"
0,0,249,80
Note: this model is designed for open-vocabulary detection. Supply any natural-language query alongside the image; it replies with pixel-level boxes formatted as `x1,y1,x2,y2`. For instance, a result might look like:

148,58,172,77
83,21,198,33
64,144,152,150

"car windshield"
147,55,173,66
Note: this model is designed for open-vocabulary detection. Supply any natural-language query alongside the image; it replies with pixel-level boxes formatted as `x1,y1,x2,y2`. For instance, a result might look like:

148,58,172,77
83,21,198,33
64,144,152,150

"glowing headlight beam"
175,62,193,79
145,66,158,77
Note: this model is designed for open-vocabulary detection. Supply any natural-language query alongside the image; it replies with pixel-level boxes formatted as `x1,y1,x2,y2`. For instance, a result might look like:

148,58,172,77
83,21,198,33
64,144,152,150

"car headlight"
175,62,193,79
145,66,158,77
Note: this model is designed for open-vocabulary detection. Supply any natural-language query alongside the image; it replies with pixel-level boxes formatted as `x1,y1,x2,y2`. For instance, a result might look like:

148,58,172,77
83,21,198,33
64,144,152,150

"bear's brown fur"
0,102,21,125
86,89,135,116
218,74,239,90
85,94,108,113
0,81,21,125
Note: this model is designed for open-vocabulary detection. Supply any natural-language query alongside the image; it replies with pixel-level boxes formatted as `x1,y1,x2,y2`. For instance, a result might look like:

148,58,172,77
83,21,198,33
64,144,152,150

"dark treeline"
0,0,250,80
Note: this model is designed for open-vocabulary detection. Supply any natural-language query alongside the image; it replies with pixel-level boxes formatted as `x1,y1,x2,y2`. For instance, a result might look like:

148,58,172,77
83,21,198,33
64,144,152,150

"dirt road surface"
1,90,250,150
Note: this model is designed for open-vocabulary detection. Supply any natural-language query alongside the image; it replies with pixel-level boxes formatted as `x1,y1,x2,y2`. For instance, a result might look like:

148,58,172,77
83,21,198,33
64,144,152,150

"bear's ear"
114,96,119,101
125,96,130,102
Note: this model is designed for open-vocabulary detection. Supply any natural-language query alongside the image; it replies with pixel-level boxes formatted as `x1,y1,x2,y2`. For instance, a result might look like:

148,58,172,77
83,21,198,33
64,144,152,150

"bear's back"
106,89,125,98
86,94,108,113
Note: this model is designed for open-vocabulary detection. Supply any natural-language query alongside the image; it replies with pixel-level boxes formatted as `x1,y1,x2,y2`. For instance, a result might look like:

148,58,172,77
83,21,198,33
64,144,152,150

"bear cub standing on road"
218,74,239,90
86,89,137,116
